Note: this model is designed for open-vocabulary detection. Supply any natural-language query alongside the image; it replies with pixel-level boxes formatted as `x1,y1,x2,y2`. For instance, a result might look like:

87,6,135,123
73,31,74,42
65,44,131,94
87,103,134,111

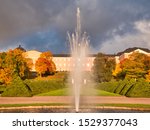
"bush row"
1,78,66,97
1,77,32,97
97,79,150,97
0,85,6,94
24,79,66,95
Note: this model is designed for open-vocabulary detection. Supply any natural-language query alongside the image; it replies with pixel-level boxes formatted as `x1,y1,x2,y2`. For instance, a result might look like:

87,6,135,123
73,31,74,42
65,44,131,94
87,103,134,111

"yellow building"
23,50,42,71
23,47,150,72
24,50,95,72
53,54,95,71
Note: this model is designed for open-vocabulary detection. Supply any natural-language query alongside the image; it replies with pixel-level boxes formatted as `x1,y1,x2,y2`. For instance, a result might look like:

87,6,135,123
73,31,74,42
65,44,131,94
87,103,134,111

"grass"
0,103,68,108
37,88,69,96
96,90,121,96
0,103,150,109
96,103,150,109
36,87,121,96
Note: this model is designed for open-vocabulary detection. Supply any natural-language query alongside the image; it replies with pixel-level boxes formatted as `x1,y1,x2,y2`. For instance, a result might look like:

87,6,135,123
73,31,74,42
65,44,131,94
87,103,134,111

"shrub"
1,76,32,97
24,79,66,95
97,79,150,97
120,79,136,95
114,79,128,94
0,85,6,94
126,79,150,97
97,81,119,93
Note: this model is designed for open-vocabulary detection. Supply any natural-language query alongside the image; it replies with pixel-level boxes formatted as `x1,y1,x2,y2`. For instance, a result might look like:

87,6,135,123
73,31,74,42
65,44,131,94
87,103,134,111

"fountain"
68,8,90,112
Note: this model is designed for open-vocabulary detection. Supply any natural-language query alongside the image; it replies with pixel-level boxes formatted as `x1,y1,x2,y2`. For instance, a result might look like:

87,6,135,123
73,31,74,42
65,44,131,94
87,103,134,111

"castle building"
115,48,150,64
53,54,95,71
2,46,149,72
24,50,95,71
23,47,150,72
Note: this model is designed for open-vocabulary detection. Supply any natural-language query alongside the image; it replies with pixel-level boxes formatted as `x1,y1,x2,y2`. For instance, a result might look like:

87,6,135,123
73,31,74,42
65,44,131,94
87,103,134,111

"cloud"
0,0,74,37
135,20,150,34
0,0,75,50
0,0,150,53
99,20,150,54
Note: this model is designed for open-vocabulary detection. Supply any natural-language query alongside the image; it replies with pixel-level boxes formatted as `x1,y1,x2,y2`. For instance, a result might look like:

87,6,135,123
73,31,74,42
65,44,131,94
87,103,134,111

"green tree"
92,53,116,82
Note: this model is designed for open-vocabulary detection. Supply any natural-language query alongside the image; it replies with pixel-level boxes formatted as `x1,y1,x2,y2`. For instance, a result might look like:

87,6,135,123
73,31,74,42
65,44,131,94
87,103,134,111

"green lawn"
0,103,150,109
96,89,121,96
96,103,150,109
37,88,69,96
36,88,121,96
0,103,68,108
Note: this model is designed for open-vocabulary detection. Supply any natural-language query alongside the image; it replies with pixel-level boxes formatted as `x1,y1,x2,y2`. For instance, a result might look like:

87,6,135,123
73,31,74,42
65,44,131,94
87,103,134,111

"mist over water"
68,8,90,112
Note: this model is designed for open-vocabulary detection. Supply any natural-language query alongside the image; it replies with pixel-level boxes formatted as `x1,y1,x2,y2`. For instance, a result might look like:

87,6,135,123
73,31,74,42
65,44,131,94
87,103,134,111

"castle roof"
116,47,150,56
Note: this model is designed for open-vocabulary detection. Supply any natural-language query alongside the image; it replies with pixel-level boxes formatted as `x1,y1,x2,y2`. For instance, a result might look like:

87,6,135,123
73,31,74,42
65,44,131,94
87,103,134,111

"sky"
0,0,150,54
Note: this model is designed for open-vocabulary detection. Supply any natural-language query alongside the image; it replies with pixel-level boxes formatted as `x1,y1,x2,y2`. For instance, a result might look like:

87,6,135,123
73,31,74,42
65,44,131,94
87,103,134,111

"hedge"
126,79,150,97
1,76,32,97
97,79,150,97
24,79,66,95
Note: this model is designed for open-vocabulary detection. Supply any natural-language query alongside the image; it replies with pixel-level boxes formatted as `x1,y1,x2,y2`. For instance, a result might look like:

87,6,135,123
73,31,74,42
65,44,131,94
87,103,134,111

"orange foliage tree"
40,51,52,60
35,51,56,77
112,64,122,77
0,49,31,84
0,68,12,84
35,58,53,77
114,52,150,79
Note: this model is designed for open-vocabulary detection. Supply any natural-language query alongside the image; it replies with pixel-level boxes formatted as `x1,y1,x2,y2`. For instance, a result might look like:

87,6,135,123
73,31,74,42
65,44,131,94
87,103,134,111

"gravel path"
0,96,150,105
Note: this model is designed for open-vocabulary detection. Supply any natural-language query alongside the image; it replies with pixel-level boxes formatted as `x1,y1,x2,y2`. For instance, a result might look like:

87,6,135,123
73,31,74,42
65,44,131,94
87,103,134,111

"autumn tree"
144,56,150,82
0,68,12,84
112,63,125,79
35,58,53,77
6,49,29,78
92,53,116,82
144,55,150,70
0,49,31,84
40,51,52,61
35,51,56,77
146,70,150,82
114,52,150,79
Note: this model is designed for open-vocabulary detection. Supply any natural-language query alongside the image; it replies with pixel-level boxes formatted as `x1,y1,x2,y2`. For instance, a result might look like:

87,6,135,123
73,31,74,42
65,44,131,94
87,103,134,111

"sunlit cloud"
100,20,150,54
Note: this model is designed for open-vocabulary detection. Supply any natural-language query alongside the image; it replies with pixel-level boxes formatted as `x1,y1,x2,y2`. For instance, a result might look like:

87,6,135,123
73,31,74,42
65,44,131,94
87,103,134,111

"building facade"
53,55,95,71
115,48,150,64
24,50,95,71
23,48,150,72
23,50,42,71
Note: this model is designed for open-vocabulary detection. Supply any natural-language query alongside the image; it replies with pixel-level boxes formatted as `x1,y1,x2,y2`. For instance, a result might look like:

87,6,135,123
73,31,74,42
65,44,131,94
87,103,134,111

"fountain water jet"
68,8,90,112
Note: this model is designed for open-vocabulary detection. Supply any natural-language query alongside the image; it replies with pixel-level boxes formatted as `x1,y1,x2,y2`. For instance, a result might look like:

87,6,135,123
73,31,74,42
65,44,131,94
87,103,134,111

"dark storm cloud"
0,0,76,50
0,0,150,53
